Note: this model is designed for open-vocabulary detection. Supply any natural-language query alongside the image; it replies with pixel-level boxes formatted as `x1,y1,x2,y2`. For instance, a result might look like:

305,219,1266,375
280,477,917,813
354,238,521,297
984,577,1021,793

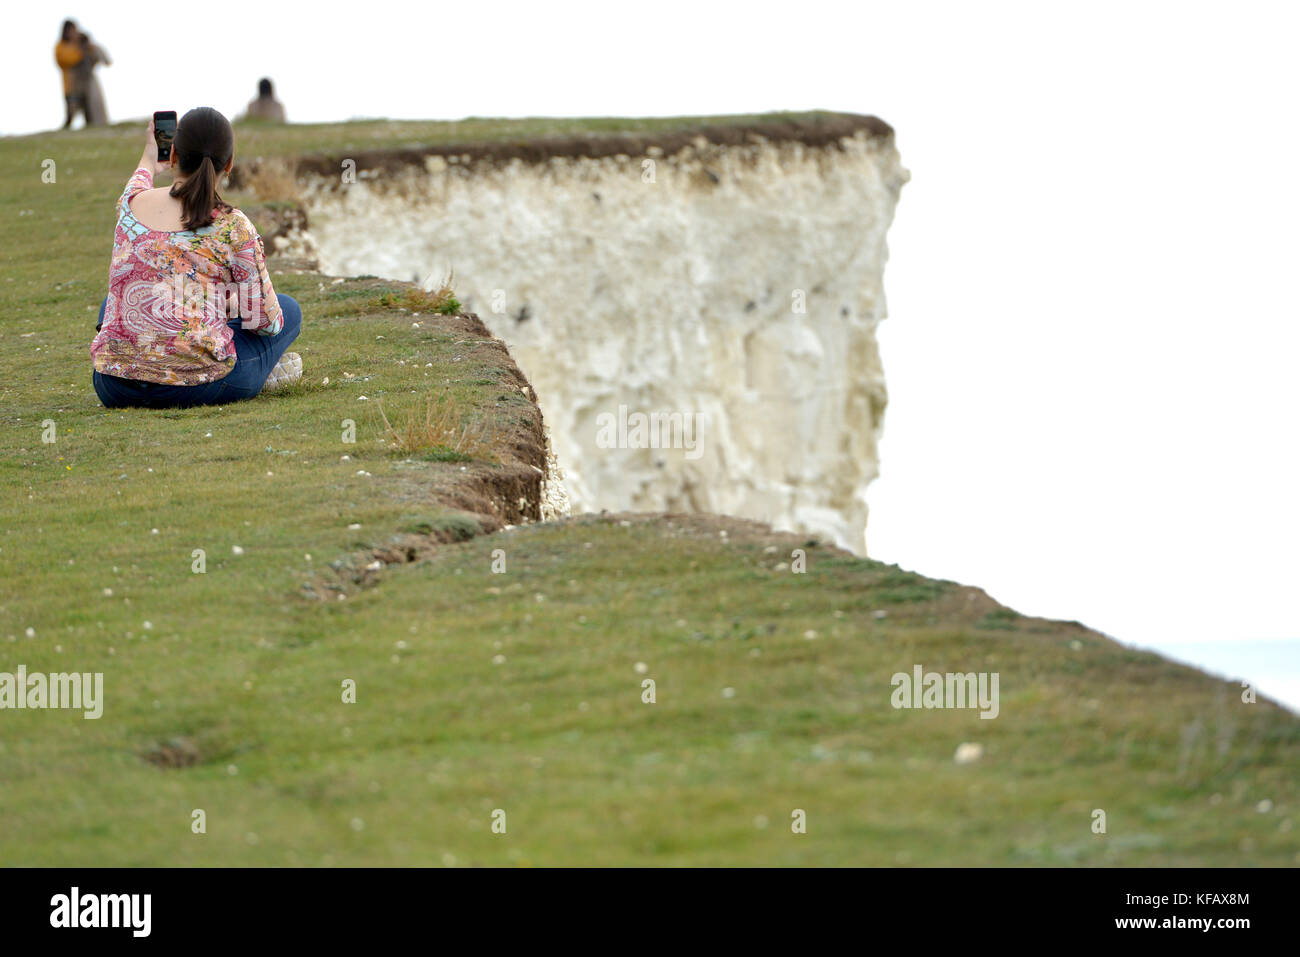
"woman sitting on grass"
91,107,302,408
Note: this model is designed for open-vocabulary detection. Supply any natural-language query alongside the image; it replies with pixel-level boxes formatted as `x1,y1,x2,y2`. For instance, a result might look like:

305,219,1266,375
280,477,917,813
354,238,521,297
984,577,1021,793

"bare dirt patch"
141,737,200,770
229,113,893,189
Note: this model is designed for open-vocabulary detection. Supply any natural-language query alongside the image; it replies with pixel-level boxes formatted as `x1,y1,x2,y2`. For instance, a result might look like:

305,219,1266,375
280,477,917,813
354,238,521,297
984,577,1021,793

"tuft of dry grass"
372,274,461,316
422,270,460,313
241,156,303,204
377,390,499,462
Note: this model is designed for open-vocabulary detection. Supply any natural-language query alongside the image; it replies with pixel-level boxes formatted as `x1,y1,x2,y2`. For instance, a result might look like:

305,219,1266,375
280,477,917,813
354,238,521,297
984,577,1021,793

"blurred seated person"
242,78,286,122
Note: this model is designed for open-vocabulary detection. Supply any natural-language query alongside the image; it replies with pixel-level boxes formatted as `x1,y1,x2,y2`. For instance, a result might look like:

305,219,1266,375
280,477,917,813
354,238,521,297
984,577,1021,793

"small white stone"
721,687,736,699
231,545,245,556
1257,799,1274,814
634,662,648,674
954,742,984,765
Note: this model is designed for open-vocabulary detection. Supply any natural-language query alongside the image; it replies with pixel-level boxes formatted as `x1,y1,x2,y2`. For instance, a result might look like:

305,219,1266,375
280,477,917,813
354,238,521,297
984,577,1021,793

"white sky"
6,1,1297,697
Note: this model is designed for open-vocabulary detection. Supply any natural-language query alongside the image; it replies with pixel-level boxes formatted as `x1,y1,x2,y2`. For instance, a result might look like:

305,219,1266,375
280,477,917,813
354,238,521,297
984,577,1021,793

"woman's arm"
137,118,167,179
117,121,168,217
228,212,284,336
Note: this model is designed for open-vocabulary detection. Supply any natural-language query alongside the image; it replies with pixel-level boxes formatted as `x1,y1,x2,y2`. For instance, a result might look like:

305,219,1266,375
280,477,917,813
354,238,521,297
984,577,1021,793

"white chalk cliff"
293,118,907,554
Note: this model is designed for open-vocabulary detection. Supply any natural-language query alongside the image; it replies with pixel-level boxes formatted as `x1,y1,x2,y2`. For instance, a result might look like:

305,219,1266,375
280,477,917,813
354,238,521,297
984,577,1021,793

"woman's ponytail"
171,154,220,231
167,107,234,231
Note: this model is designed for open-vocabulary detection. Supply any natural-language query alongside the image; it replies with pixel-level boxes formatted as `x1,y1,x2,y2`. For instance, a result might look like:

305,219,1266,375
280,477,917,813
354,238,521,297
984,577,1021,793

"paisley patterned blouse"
90,168,283,385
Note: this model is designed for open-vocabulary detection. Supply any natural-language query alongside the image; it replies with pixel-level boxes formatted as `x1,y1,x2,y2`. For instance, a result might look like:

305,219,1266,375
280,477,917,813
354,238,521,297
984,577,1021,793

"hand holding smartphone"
153,110,177,163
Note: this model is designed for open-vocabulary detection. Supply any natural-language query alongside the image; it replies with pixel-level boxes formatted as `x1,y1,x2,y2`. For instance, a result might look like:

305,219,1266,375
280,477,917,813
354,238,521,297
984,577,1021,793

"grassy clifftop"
0,118,1296,866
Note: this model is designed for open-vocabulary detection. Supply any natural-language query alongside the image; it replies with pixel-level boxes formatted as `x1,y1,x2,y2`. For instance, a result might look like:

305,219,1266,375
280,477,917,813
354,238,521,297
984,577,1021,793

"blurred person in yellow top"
55,19,84,129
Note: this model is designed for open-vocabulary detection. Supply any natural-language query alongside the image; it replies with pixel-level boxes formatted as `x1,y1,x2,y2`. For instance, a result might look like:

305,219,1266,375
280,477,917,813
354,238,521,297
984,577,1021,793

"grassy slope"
0,118,1296,866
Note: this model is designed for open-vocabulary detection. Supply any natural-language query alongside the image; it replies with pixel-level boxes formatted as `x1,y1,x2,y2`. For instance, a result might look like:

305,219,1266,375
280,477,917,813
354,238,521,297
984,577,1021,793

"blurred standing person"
55,20,84,129
76,32,112,126
242,78,287,122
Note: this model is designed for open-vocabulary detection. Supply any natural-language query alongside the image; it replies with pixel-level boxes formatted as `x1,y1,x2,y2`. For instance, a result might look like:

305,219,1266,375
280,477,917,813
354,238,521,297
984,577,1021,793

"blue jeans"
92,294,302,409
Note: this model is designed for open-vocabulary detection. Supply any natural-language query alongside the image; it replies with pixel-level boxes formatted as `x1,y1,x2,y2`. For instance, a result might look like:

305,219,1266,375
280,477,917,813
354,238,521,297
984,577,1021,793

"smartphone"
153,111,177,162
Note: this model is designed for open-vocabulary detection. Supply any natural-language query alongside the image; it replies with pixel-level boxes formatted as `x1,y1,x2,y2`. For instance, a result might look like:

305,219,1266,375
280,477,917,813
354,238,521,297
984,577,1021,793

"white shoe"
263,352,302,392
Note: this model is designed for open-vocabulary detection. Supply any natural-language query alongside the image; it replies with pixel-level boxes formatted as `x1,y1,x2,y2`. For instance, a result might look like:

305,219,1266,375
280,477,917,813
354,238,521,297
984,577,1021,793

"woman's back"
130,184,190,232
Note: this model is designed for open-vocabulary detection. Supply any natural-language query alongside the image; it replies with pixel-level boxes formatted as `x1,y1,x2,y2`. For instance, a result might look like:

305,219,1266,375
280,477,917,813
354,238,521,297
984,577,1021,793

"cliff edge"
244,112,907,555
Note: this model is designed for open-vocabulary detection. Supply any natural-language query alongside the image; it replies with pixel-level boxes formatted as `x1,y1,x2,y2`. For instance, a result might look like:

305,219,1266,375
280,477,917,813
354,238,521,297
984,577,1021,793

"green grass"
0,119,1297,866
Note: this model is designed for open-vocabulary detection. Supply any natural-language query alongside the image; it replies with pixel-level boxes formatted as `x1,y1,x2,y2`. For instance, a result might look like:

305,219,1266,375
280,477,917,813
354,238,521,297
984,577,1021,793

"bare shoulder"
126,186,185,231
131,186,172,207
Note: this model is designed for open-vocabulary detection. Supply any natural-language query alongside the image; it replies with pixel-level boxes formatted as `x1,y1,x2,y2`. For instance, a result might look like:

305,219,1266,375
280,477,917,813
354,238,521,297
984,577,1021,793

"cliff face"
289,116,907,554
